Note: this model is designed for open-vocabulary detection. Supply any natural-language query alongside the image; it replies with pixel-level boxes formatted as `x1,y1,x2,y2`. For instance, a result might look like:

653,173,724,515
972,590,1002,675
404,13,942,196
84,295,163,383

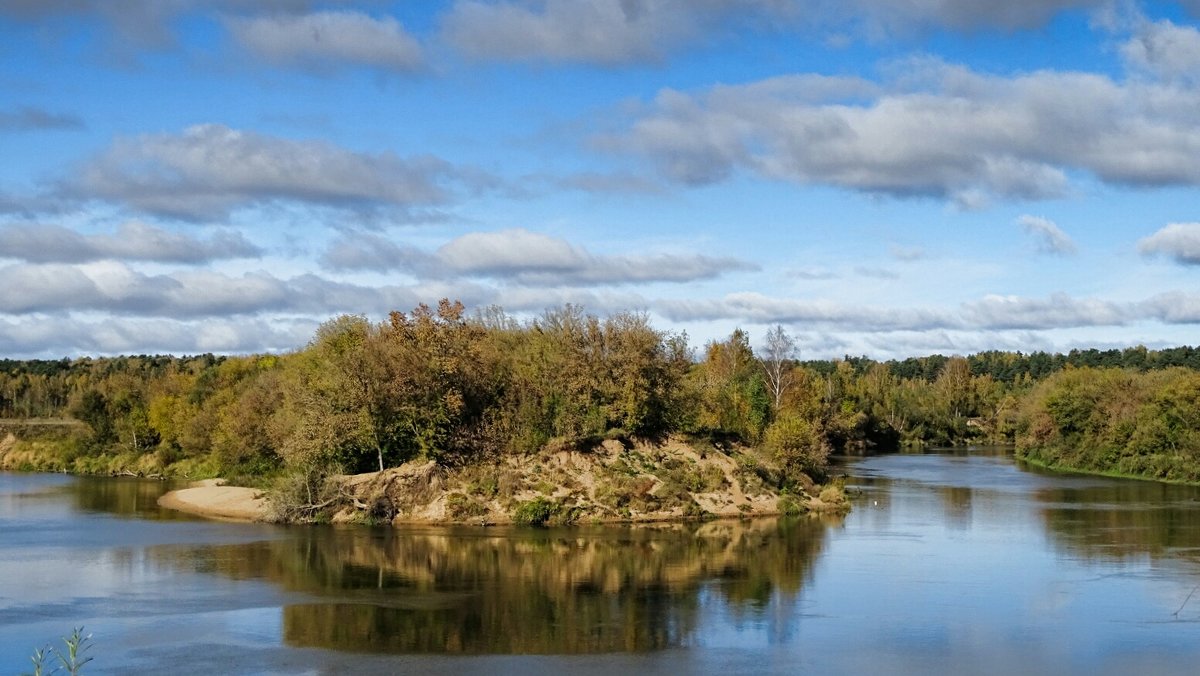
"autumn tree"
692,329,771,441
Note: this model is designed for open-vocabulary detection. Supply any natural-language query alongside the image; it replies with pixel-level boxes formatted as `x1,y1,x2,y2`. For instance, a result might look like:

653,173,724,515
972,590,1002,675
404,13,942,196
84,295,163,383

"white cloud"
0,262,428,317
1140,290,1200,323
441,0,1102,65
1017,214,1077,255
0,222,261,263
0,315,318,358
962,293,1124,329
654,289,1200,334
654,292,957,331
849,0,1099,34
1121,18,1200,84
440,228,584,273
321,228,757,285
0,1,366,56
604,61,1200,203
1139,222,1200,264
319,232,429,272
68,124,475,220
442,0,709,65
227,11,423,72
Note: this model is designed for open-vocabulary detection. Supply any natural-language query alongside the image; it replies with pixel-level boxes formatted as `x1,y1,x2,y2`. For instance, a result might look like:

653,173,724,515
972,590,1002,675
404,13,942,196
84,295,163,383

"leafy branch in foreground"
25,627,93,676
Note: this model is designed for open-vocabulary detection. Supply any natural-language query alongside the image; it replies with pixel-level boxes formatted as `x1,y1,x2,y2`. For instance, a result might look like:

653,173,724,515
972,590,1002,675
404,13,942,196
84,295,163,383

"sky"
2,0,1200,361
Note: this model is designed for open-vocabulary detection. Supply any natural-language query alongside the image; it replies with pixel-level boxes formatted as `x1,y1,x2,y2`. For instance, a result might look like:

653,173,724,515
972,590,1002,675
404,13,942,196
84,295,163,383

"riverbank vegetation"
3,300,1200,517
1015,366,1200,483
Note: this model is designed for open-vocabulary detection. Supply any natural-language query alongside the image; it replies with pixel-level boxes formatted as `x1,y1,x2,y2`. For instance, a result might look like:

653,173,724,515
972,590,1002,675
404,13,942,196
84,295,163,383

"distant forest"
2,301,1199,485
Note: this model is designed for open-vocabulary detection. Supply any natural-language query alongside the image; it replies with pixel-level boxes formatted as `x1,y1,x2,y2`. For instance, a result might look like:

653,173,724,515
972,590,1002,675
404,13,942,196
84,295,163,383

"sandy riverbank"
157,479,271,522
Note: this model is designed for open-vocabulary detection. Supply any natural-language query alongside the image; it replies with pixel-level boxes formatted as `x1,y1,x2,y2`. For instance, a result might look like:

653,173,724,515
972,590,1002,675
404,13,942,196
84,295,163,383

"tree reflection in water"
1036,480,1200,562
162,517,835,654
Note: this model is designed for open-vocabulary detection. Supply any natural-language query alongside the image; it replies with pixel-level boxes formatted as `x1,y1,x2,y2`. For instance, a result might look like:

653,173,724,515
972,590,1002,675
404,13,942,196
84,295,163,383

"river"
2,447,1200,675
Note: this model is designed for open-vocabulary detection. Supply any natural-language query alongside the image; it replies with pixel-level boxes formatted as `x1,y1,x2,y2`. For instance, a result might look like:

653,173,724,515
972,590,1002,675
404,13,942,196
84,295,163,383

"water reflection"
70,475,187,520
937,485,973,530
1034,481,1200,562
153,518,833,654
14,453,1200,673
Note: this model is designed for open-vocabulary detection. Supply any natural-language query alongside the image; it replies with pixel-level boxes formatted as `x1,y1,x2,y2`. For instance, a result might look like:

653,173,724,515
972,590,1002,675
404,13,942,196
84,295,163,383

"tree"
759,325,797,412
935,356,974,421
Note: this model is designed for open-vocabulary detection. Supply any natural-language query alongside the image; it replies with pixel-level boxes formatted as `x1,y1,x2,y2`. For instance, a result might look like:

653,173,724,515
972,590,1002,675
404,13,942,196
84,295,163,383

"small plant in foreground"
25,627,93,676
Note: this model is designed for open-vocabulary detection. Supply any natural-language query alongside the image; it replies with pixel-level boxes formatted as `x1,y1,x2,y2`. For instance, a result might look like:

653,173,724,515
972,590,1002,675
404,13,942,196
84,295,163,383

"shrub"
764,415,829,480
513,496,557,526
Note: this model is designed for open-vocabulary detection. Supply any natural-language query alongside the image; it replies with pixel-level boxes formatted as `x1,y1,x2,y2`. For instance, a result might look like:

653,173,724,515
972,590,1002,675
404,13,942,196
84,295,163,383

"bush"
512,496,557,526
764,415,829,480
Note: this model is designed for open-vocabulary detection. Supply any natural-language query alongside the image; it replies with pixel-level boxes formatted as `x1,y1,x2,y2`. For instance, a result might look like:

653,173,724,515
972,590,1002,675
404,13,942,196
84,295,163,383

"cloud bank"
0,222,261,264
227,11,424,72
67,125,476,220
321,228,757,285
604,60,1200,206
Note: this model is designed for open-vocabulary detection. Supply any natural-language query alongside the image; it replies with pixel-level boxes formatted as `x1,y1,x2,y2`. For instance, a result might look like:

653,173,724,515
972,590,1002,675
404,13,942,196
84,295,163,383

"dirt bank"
321,437,847,526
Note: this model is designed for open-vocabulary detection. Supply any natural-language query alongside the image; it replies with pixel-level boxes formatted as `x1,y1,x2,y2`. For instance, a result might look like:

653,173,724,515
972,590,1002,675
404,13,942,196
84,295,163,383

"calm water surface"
3,448,1200,675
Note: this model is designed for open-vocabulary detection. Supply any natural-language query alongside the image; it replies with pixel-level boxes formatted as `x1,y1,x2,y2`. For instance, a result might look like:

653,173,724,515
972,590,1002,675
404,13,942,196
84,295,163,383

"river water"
3,448,1200,675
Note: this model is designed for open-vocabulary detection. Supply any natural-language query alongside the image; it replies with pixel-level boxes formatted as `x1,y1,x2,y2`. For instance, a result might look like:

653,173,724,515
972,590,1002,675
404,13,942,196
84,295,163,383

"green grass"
26,627,93,676
1016,451,1200,487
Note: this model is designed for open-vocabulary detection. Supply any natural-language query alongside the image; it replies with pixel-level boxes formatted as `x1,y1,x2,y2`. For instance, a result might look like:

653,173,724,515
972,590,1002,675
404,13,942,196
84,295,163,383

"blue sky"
2,0,1200,360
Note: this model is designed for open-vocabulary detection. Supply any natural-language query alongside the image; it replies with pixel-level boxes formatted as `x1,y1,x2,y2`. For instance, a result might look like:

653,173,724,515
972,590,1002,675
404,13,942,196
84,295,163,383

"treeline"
3,301,1200,486
803,345,1200,384
1015,367,1200,483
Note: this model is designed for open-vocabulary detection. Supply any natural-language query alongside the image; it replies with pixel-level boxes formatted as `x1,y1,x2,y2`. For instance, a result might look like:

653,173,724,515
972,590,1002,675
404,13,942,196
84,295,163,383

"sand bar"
157,479,270,522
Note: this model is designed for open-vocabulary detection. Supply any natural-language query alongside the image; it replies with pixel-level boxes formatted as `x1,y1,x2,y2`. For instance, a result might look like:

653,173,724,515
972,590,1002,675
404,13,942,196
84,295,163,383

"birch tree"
759,324,797,412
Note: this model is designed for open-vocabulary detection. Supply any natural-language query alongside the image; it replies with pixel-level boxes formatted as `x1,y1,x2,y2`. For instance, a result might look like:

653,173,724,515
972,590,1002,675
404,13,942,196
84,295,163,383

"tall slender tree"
760,324,797,412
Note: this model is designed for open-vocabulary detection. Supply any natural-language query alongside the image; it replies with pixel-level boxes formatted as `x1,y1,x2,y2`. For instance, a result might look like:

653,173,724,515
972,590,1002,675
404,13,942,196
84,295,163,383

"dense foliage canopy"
2,301,1198,485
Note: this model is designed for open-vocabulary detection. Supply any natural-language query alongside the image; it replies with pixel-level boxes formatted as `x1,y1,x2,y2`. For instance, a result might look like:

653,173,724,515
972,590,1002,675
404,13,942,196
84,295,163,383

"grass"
1016,452,1200,487
26,627,93,676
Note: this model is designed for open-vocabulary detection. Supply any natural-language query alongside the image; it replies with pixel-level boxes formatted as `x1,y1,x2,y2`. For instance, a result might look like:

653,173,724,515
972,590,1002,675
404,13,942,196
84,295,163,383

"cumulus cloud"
1138,222,1200,264
321,228,757,285
442,0,1101,65
67,124,476,220
603,61,1200,204
227,11,423,72
0,222,261,263
1140,290,1200,323
1121,18,1200,84
1017,215,1077,255
0,106,84,131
